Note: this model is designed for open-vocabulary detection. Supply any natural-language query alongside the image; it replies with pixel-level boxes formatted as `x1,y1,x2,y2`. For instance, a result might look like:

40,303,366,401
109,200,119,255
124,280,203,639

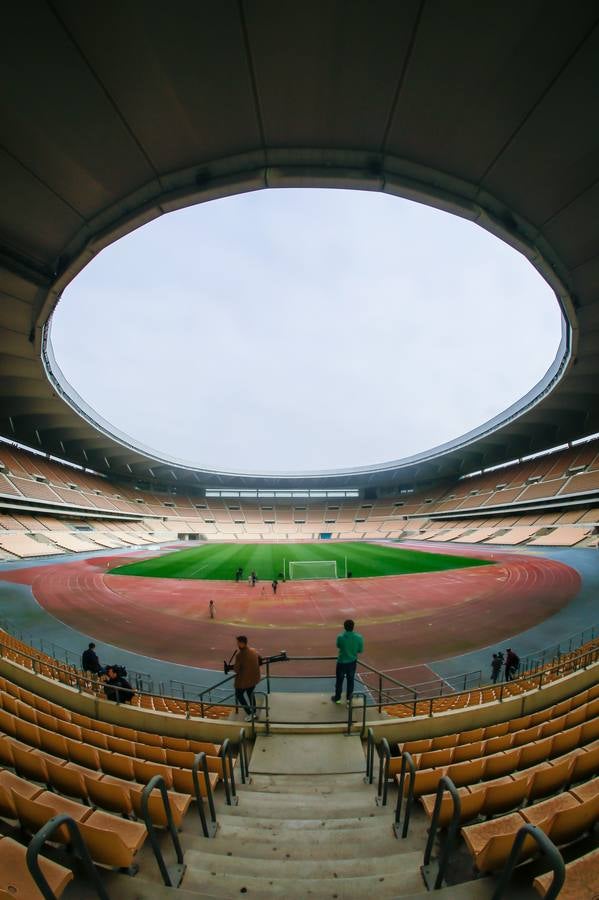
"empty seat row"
0,833,73,899
404,699,599,771
420,744,599,826
398,731,599,799
399,682,599,756
462,785,599,873
383,639,599,718
534,846,599,899
0,733,219,808
0,676,223,754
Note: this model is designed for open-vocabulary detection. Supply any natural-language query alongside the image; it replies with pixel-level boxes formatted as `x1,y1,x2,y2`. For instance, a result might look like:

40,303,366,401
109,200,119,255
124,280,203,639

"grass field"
109,542,491,581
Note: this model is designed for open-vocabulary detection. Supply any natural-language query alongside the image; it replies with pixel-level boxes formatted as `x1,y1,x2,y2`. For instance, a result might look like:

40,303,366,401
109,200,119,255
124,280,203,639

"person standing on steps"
233,635,261,722
331,619,363,706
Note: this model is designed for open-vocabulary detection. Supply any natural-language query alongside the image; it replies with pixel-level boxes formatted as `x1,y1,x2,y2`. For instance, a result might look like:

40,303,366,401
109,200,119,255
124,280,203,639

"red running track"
0,543,580,676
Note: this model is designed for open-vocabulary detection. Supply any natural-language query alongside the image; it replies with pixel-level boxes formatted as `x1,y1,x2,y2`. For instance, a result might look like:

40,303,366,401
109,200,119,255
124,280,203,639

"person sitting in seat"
103,665,135,703
81,642,104,676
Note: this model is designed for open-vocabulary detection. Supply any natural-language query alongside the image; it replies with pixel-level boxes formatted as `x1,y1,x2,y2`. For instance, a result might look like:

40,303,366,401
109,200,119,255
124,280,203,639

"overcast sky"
50,189,562,473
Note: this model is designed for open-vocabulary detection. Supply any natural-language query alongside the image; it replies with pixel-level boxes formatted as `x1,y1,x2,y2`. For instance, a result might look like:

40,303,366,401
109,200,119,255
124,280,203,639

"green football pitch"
109,542,491,581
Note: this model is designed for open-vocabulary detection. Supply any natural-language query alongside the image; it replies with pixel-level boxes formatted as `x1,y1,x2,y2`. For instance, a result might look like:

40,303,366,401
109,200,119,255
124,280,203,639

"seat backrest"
459,727,485,743
133,759,173,789
78,821,132,869
485,734,513,754
453,741,484,763
47,761,87,800
581,718,599,743
446,757,486,787
519,737,553,768
476,829,536,874
14,718,40,748
565,705,588,728
85,777,132,815
483,778,527,816
551,726,582,758
527,758,573,802
135,743,167,764
39,729,68,759
98,750,135,780
0,709,16,737
513,725,542,747
548,795,599,845
67,739,100,770
12,746,47,783
11,791,54,835
81,728,108,750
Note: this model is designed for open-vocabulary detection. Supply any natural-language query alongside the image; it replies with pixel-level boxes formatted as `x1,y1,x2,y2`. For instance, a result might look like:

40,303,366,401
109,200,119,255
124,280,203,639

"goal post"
288,560,338,580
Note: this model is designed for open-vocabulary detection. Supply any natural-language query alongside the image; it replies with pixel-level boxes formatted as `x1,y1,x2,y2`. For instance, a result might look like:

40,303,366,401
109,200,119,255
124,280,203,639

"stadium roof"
1,2,598,491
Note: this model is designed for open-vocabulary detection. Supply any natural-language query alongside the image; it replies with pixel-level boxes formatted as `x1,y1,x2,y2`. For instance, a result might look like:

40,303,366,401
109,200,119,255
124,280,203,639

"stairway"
62,697,525,899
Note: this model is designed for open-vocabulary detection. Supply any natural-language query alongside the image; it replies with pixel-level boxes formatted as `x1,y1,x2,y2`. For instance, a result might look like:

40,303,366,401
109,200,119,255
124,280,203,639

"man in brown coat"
233,635,261,721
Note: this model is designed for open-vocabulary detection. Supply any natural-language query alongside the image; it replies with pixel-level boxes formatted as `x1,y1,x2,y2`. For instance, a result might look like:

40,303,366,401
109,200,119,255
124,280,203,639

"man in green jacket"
331,619,364,705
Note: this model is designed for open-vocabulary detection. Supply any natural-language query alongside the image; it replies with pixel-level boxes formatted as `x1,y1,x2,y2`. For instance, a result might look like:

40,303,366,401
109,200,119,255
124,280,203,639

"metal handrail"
376,737,391,806
364,727,375,784
219,738,238,806
26,814,110,900
491,825,565,900
192,752,218,838
140,775,186,887
422,776,462,890
238,728,250,783
346,691,367,736
0,628,597,725
394,751,415,839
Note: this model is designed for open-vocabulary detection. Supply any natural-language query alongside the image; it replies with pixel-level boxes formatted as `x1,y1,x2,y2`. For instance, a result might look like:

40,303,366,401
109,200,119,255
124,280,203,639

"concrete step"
242,773,367,794
217,788,384,819
214,811,400,833
181,855,425,898
181,819,418,860
185,847,422,879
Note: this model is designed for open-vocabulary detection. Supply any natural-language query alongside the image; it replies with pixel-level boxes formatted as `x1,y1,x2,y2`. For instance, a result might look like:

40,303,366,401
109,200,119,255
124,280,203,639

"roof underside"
1,1,599,490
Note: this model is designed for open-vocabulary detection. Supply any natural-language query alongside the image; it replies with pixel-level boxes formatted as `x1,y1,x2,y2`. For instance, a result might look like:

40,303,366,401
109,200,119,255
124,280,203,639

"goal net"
288,560,338,580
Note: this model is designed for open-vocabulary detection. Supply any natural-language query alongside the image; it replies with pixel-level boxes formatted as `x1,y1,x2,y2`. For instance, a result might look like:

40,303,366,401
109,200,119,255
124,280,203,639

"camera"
223,660,235,674
111,664,128,678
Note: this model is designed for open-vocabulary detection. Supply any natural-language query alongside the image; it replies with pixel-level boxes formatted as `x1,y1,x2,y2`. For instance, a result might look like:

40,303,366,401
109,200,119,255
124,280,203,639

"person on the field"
82,642,103,676
209,600,215,619
490,653,502,684
233,635,261,721
248,573,253,587
331,619,363,705
504,648,520,681
251,570,257,587
272,578,278,594
103,666,135,703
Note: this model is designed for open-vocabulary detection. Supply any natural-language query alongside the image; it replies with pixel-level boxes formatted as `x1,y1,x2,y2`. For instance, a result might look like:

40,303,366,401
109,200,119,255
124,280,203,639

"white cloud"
51,189,563,473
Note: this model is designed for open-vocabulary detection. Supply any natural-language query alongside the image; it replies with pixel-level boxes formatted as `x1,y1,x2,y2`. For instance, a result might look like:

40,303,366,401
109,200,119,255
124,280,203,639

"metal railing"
141,775,186,888
373,643,599,718
376,737,392,806
192,751,218,838
394,751,415,839
422,776,462,890
491,825,565,900
364,727,375,784
0,628,596,728
26,815,109,900
0,616,154,693
219,738,238,806
373,621,599,698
